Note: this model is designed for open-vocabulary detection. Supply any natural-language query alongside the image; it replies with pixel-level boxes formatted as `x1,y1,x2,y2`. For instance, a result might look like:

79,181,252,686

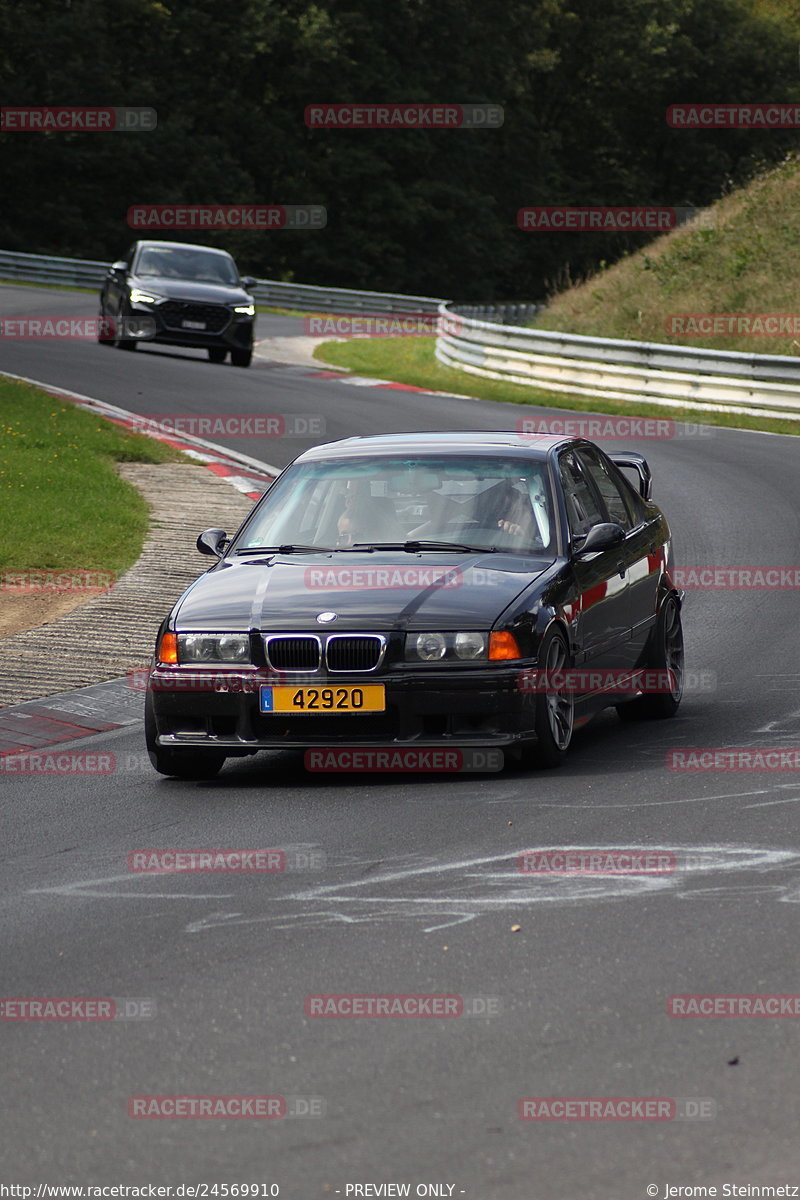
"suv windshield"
135,247,239,286
233,455,555,555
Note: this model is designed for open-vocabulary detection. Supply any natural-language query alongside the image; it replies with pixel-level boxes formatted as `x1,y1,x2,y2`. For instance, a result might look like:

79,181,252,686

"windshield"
232,455,556,555
134,247,239,286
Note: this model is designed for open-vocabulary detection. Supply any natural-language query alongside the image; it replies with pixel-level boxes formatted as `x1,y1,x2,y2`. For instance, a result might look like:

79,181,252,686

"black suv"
99,240,257,367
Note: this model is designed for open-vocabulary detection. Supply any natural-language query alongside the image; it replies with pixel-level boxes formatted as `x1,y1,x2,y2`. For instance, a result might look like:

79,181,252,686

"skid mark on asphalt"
28,872,236,900
26,846,800,932
481,783,799,808
177,844,800,934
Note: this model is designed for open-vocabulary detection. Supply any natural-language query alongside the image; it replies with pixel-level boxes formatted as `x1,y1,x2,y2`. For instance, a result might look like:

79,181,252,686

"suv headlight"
129,288,164,305
178,633,251,663
405,631,488,663
233,303,255,315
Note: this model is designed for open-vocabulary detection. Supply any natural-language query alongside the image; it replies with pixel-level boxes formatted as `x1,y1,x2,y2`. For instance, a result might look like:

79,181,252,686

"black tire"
617,595,684,721
112,303,137,351
97,312,114,344
208,347,228,363
150,747,226,779
231,347,252,368
144,693,226,779
515,626,574,769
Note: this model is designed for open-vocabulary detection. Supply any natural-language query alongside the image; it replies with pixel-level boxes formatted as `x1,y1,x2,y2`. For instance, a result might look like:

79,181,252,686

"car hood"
173,552,555,631
131,275,252,305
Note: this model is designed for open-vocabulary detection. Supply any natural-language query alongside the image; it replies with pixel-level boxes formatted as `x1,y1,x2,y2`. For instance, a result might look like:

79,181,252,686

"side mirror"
110,260,128,274
197,528,229,557
240,275,257,291
574,522,625,557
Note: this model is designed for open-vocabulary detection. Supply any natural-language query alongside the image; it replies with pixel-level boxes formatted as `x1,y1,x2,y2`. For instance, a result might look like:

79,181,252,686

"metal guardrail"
437,304,800,419
0,250,110,289
4,248,799,417
0,249,445,315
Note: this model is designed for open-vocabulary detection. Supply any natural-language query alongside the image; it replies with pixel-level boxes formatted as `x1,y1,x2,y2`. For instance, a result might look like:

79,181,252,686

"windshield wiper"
351,540,497,554
234,544,334,555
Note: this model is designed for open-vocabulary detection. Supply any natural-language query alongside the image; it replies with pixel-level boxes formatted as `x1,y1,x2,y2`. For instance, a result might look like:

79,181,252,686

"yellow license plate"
260,684,385,714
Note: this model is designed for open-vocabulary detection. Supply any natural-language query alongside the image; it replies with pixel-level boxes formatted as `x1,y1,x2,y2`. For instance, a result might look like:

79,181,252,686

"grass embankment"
532,155,800,356
0,375,180,573
313,336,800,437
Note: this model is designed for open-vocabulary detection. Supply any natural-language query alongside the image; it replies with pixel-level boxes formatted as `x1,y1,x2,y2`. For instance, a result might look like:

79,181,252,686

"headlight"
129,288,163,304
178,633,250,663
405,631,488,663
233,303,255,315
413,632,447,661
454,631,487,660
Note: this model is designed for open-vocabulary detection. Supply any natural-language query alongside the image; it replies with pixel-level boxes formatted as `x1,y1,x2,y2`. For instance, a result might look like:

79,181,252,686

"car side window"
125,244,136,269
576,448,635,530
558,450,605,537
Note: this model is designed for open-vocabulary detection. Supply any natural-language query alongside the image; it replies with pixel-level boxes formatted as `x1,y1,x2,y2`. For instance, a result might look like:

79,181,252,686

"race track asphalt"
2,283,799,1197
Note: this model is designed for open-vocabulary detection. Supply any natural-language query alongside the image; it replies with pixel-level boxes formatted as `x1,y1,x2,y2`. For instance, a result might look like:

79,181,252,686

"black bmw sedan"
98,240,256,366
145,432,685,777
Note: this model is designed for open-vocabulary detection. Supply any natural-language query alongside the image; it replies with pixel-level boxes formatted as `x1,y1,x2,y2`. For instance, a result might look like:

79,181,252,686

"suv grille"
160,301,231,334
265,636,321,671
326,635,384,672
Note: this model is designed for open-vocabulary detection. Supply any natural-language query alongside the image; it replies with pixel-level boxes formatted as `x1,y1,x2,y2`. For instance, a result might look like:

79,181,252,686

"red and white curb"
302,368,472,399
1,372,278,501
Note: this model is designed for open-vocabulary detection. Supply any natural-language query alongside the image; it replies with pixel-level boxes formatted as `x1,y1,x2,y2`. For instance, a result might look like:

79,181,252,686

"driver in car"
475,477,539,540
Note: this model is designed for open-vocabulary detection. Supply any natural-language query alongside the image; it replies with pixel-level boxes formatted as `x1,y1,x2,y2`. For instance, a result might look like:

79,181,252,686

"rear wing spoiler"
608,451,652,501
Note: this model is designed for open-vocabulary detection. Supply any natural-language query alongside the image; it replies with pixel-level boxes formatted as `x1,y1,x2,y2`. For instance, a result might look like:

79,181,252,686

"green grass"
314,335,800,437
532,154,800,356
0,376,182,572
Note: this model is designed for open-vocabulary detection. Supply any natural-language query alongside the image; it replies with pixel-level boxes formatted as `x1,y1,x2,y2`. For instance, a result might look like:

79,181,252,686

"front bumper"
147,664,537,752
127,305,253,351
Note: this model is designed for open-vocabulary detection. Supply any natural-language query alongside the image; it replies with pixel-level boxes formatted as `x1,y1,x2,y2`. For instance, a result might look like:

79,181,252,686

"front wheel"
208,347,228,364
113,307,137,351
513,626,574,769
231,347,252,368
617,595,684,721
145,693,226,779
150,747,226,779
97,312,114,344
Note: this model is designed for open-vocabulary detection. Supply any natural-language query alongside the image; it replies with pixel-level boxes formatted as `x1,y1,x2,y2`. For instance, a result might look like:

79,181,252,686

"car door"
576,446,660,666
558,448,630,670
